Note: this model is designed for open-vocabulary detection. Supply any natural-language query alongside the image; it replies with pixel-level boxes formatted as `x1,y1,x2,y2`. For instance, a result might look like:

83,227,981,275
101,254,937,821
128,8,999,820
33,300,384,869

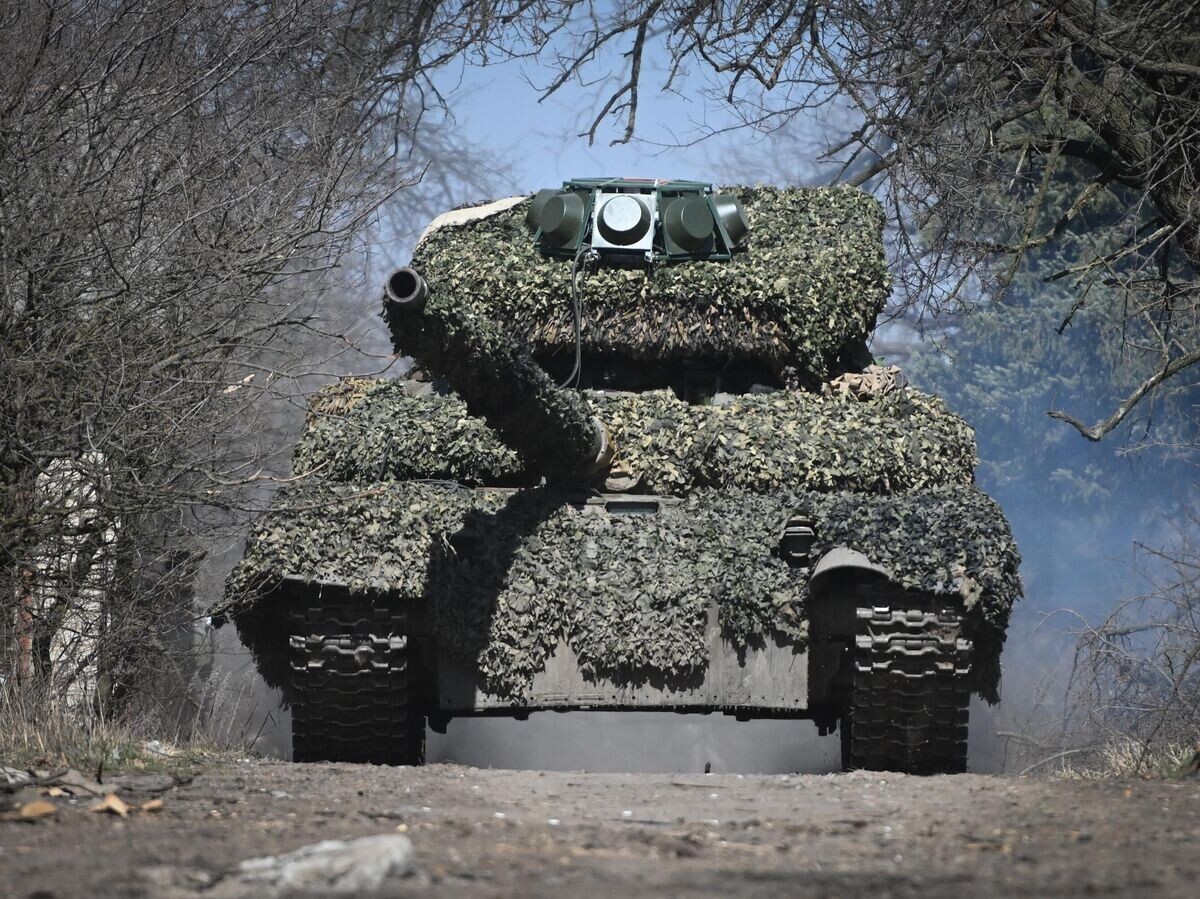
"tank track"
288,599,423,765
844,582,972,774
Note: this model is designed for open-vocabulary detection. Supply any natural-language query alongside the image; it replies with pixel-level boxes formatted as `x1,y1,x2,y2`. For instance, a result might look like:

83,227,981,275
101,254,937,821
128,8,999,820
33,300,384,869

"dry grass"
1042,738,1198,781
0,672,273,773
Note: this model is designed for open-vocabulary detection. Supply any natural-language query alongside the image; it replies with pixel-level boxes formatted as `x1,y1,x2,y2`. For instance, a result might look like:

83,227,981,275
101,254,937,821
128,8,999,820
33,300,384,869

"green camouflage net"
222,480,1018,700
303,376,379,421
410,186,889,380
593,387,977,495
383,288,603,481
293,378,976,496
221,182,1020,706
294,380,526,485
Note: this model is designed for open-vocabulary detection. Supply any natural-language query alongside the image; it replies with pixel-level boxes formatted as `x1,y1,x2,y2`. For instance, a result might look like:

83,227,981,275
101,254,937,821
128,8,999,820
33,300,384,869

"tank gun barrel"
385,267,430,309
383,267,611,483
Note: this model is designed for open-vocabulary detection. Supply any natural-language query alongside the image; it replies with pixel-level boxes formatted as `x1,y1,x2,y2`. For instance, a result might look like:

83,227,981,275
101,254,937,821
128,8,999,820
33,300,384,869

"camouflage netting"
593,388,976,495
222,182,1021,707
294,379,977,496
409,186,889,381
221,481,1019,701
383,289,602,481
294,379,526,486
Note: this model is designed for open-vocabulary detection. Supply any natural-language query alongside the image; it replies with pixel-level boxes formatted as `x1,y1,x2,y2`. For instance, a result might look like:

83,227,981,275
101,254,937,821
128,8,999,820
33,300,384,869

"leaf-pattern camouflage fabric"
293,379,977,496
222,182,1019,704
409,185,889,381
222,481,1018,700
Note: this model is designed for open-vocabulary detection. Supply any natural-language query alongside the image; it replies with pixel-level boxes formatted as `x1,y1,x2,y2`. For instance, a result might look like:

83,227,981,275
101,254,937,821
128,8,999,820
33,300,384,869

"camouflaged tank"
215,180,1022,773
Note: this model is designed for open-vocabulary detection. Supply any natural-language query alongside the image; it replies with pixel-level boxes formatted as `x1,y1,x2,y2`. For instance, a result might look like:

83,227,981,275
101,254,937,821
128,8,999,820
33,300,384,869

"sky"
443,52,761,189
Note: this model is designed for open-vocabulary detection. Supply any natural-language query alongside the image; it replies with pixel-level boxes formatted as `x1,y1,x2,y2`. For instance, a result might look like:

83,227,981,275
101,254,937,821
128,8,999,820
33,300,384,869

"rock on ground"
209,833,415,896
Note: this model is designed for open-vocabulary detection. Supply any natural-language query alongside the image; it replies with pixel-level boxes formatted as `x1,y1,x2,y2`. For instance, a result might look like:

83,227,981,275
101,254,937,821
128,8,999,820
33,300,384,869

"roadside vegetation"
0,673,266,774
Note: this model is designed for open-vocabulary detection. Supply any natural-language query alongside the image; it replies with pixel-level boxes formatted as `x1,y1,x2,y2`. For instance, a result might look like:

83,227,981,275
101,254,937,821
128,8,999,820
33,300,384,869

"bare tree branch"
1047,345,1200,441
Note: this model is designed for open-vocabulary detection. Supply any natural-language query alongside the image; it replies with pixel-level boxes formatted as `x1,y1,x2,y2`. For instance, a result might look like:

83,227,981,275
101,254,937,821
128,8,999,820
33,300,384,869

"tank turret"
382,267,611,483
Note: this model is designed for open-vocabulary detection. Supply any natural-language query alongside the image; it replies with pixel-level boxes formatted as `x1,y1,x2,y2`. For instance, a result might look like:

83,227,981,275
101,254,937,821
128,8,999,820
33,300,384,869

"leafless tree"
0,0,526,711
493,0,1199,440
1066,524,1200,770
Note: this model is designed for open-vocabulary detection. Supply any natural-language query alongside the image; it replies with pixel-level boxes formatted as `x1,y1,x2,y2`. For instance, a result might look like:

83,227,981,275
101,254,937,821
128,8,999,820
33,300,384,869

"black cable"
559,241,588,389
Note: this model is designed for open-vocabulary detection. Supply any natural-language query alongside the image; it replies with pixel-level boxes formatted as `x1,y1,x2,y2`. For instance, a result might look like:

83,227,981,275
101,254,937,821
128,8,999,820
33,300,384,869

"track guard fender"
809,547,891,599
807,547,892,709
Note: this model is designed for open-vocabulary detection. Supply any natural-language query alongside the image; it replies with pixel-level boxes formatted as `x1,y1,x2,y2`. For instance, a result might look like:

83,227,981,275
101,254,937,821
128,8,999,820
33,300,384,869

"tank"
214,180,1022,773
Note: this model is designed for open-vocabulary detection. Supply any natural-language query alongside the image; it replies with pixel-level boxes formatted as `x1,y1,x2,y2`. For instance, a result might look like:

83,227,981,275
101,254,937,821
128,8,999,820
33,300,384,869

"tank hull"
275,559,972,771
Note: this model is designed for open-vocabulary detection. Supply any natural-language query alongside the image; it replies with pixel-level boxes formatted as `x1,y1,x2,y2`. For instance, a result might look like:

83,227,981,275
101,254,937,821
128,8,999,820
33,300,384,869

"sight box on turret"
524,177,750,262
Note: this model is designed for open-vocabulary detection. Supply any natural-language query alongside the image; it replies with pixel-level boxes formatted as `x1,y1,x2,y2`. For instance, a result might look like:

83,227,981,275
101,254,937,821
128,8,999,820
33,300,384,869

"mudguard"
809,547,891,597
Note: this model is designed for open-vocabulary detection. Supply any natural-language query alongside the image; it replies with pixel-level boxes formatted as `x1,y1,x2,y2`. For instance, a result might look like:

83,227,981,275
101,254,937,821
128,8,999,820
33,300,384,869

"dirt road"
2,759,1198,897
